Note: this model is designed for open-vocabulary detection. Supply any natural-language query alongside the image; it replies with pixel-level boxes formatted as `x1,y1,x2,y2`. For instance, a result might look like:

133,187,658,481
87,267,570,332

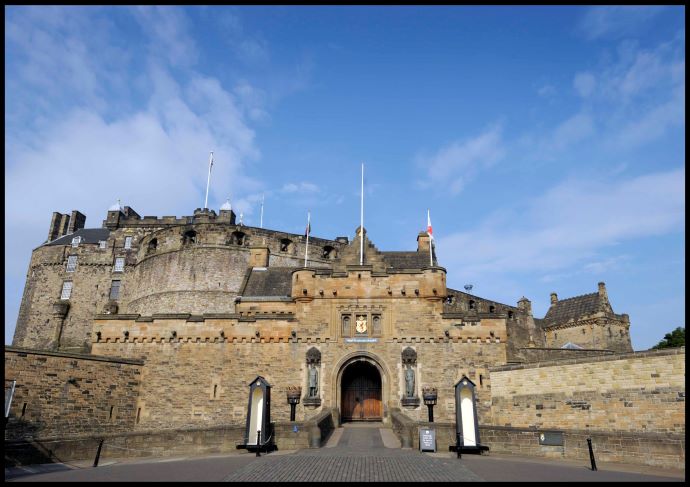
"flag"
304,213,311,237
209,151,214,169
427,210,433,239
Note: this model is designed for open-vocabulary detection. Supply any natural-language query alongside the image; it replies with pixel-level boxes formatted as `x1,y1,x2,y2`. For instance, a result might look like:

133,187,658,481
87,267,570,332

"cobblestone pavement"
223,424,482,482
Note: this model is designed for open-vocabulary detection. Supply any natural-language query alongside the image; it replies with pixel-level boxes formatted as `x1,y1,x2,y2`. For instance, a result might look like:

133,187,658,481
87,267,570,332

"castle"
5,202,683,470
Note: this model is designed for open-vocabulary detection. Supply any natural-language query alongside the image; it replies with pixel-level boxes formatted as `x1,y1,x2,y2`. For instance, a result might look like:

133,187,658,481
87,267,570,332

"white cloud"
573,72,596,98
538,84,557,97
281,182,320,194
437,168,685,280
418,125,504,194
132,6,199,68
578,6,665,40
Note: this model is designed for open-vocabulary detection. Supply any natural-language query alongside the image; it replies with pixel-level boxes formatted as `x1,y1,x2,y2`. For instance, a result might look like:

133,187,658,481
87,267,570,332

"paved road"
224,423,482,482
5,424,685,482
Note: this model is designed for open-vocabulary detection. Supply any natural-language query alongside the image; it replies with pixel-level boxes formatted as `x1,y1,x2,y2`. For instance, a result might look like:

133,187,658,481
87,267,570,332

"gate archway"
333,353,389,423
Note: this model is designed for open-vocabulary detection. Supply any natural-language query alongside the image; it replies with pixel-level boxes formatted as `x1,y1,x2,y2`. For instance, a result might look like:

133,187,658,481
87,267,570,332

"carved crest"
306,347,321,365
401,347,417,366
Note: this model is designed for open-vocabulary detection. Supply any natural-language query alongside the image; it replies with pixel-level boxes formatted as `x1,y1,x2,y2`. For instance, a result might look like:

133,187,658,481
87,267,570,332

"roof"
542,292,608,326
46,228,111,246
241,267,293,297
381,251,434,269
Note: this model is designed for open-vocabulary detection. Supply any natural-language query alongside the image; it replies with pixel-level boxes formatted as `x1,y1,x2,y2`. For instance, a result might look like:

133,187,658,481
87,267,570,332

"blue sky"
5,6,685,350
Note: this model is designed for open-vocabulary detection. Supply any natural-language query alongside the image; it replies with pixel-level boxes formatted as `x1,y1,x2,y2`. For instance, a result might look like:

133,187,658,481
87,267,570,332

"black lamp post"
287,386,301,421
422,387,438,423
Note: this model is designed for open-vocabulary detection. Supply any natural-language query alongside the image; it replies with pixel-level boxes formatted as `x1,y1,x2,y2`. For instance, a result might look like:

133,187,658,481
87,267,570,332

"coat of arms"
355,315,367,334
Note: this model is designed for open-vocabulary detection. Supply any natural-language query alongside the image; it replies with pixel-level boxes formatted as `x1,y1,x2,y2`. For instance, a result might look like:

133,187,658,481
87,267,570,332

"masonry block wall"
489,347,685,434
4,347,143,440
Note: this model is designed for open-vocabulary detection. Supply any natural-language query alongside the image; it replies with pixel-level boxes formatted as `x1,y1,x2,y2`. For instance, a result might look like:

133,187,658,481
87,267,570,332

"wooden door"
341,362,382,421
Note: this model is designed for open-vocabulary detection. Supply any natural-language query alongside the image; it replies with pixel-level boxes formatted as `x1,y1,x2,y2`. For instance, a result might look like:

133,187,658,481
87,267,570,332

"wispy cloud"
577,6,666,40
281,182,320,193
417,125,504,194
437,167,685,279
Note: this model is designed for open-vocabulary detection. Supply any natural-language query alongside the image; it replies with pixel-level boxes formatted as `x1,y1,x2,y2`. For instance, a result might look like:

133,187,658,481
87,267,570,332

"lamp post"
287,386,301,422
422,387,438,423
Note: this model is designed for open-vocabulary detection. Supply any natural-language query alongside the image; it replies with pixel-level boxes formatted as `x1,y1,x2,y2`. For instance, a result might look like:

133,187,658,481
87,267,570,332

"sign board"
539,432,564,446
344,338,378,343
419,427,436,452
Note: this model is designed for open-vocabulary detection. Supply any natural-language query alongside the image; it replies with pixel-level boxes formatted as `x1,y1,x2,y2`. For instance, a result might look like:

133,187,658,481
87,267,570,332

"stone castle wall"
489,347,685,434
4,347,143,440
544,318,631,353
13,210,342,352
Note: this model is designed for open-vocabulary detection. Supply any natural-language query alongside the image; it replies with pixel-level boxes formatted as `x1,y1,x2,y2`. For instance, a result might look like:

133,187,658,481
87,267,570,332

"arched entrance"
340,361,382,422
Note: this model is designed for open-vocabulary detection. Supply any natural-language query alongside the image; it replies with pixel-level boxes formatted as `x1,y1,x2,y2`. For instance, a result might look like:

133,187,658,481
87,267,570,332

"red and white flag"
427,209,433,239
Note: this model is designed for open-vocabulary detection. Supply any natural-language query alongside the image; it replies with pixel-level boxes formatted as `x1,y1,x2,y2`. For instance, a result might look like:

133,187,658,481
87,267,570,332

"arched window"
508,311,514,319
322,245,336,259
147,238,158,254
468,300,476,310
489,305,495,313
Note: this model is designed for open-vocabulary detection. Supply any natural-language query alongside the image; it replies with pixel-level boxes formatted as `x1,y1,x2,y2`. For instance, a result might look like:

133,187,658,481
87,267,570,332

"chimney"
598,282,608,300
517,297,532,315
550,292,558,305
417,231,431,253
67,210,86,234
47,212,71,242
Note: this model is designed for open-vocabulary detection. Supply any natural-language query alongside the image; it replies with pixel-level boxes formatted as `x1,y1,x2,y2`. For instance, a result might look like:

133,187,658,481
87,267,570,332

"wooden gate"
341,361,382,421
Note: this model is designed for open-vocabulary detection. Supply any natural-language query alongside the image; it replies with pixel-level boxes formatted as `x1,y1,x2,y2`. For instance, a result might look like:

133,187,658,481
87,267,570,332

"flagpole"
360,163,364,265
428,209,433,267
204,151,214,209
304,211,310,267
260,193,264,228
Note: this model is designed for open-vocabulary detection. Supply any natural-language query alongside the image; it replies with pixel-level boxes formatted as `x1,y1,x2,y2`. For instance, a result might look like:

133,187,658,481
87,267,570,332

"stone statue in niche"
308,364,319,397
405,366,415,398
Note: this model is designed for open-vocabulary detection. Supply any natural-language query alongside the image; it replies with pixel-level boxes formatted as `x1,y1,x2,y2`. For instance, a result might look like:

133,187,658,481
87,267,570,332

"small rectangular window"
99,240,107,249
109,280,121,300
61,281,73,300
124,236,132,250
66,255,77,272
71,236,81,247
113,257,125,272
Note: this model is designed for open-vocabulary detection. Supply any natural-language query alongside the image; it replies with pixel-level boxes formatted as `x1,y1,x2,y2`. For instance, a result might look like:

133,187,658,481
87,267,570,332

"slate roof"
46,228,111,246
542,292,607,327
242,267,293,297
381,251,435,269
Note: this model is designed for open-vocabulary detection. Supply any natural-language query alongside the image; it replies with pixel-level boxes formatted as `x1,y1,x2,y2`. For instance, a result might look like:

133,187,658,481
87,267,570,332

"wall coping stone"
490,346,685,372
4,346,144,366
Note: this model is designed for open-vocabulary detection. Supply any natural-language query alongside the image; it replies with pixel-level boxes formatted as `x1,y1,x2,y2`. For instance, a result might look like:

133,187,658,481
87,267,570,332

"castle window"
489,305,495,313
280,238,293,252
468,300,476,310
109,280,121,300
60,281,73,300
582,328,586,334
71,236,82,247
182,230,197,245
98,240,107,249
508,311,514,319
479,374,484,386
66,255,77,273
231,231,246,246
113,257,125,273
147,238,157,254
124,236,132,249
322,246,336,260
